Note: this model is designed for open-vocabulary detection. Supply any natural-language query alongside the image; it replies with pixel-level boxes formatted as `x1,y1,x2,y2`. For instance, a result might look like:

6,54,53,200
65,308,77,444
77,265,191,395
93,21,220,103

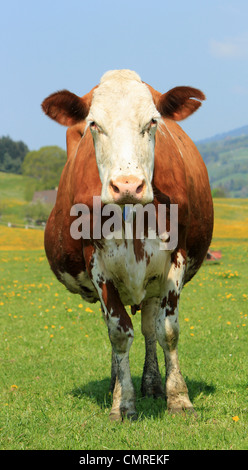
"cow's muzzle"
109,176,147,204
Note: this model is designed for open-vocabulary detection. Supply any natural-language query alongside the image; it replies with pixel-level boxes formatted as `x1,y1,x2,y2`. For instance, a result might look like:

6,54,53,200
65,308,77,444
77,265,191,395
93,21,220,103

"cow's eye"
90,121,99,131
150,118,157,127
142,118,158,135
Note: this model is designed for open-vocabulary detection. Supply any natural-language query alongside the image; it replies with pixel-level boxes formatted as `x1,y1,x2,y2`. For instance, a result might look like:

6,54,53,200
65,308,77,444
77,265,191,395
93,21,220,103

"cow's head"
42,69,205,205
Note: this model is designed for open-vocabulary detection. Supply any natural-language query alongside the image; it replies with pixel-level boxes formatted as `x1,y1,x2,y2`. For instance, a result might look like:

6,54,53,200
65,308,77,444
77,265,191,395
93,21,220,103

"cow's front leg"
99,280,136,421
156,250,196,415
100,305,117,393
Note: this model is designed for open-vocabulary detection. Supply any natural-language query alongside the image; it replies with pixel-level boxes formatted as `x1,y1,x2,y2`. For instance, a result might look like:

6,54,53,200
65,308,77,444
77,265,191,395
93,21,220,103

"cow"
42,69,213,421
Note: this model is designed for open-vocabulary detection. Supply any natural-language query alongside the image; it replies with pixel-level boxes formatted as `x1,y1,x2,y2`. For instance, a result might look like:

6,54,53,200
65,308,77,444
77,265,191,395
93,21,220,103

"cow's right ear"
41,90,90,127
157,86,205,121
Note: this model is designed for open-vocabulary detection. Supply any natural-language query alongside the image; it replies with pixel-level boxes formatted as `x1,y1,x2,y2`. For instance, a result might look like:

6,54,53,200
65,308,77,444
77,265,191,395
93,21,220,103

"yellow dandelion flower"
67,308,72,312
44,325,48,329
11,385,18,390
227,321,231,325
78,304,83,308
85,307,93,312
50,334,54,338
232,416,239,422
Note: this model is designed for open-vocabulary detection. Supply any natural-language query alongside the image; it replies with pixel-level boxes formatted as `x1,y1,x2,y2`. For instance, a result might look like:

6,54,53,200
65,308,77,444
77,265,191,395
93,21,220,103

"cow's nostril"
113,185,120,193
110,181,120,193
136,182,145,194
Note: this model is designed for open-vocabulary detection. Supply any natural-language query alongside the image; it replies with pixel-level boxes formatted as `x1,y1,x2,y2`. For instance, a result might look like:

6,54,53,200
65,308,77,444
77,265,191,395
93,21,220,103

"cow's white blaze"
86,70,161,204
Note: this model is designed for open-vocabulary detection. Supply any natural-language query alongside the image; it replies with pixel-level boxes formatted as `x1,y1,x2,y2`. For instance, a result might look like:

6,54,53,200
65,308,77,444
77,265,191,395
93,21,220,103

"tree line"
0,136,29,174
0,136,66,195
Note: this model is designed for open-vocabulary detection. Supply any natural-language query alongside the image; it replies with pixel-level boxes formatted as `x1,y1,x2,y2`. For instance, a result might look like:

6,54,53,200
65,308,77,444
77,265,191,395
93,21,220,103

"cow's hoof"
109,410,122,422
109,408,138,422
168,405,197,418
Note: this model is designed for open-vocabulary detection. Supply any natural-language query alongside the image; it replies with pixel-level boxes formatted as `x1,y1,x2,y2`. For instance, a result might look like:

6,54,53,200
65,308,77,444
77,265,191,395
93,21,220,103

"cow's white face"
86,70,161,205
42,70,205,206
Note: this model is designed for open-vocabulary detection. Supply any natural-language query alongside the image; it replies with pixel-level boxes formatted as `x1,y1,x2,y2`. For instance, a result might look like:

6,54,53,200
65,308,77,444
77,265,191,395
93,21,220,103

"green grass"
0,241,247,450
0,172,31,202
213,198,248,220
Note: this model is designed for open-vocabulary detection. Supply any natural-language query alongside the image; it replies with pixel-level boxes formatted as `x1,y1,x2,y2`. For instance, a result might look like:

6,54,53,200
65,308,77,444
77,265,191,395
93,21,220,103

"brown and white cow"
42,70,213,420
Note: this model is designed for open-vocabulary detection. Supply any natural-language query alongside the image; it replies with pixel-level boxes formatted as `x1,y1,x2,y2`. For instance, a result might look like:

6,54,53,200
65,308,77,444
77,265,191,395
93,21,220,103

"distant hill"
197,125,248,145
196,126,248,198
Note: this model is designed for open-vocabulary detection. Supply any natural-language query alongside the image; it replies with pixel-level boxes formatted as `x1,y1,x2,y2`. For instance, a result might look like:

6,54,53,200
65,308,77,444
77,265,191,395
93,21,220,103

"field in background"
0,172,34,226
212,199,248,243
0,198,247,450
0,197,248,249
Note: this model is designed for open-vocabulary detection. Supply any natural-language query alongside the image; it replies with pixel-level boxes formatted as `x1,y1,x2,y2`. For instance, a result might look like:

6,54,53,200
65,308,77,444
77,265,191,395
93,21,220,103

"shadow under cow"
69,377,215,419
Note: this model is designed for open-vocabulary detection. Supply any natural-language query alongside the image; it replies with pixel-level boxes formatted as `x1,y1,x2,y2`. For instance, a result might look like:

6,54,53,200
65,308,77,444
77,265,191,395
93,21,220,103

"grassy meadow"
0,172,34,226
0,195,247,450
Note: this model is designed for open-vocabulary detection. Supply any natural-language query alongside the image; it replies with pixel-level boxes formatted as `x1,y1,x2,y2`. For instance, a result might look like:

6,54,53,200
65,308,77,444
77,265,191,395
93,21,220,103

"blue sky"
1,0,248,150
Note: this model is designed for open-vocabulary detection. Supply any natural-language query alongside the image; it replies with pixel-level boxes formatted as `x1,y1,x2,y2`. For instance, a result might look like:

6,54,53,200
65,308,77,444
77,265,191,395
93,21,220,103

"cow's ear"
41,90,90,126
157,86,205,121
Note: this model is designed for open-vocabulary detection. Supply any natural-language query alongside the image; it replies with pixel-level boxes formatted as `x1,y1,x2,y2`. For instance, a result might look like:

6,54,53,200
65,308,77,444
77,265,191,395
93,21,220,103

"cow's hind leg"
109,348,118,393
141,299,164,398
156,251,196,415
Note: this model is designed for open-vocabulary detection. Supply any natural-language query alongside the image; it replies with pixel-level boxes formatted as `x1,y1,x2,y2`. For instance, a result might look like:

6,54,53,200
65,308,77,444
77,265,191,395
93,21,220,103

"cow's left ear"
41,87,99,127
157,86,205,121
41,90,89,126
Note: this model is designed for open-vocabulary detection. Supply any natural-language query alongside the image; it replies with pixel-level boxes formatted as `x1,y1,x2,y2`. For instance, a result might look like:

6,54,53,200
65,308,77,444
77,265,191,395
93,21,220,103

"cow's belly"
58,269,99,302
92,238,172,306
